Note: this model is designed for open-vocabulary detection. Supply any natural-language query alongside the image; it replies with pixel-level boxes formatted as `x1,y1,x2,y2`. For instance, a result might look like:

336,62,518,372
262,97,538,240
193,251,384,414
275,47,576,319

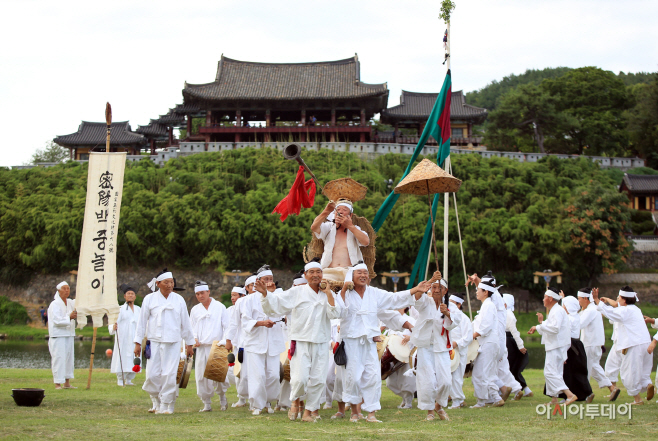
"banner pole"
86,327,97,389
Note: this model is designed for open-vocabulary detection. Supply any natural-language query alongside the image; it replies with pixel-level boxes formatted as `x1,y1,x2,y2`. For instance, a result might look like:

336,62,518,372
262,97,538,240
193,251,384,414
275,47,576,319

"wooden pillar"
394,122,399,142
186,114,192,137
360,132,366,142
205,110,212,127
150,139,156,155
331,108,336,126
168,127,173,146
301,132,306,142
467,122,472,138
360,108,366,126
265,109,271,127
301,109,306,126
235,132,241,143
235,110,241,127
330,132,336,142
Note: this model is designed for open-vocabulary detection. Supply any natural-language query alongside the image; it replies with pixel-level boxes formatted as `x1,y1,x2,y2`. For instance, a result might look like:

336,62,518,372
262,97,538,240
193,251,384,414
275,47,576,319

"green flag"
371,70,452,232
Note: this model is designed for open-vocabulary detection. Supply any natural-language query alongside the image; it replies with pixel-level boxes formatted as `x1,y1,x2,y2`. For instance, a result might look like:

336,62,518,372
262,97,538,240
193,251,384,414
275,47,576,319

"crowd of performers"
46,199,658,421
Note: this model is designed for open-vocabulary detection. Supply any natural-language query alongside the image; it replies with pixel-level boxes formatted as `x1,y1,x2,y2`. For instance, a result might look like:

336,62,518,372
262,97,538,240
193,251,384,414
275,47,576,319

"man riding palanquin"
306,178,377,291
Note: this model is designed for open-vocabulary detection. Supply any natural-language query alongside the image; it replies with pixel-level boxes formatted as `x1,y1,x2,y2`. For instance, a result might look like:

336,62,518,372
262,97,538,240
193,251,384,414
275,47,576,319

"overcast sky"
1,0,656,167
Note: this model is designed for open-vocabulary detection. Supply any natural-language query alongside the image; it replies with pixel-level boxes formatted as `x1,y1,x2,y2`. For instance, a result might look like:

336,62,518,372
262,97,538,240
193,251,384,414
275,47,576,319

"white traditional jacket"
48,294,76,337
449,306,473,350
315,221,368,268
411,294,460,352
505,310,524,350
579,302,605,347
473,297,498,347
190,298,229,345
109,302,141,373
597,303,650,351
241,291,286,356
134,290,194,345
261,284,341,344
536,305,571,351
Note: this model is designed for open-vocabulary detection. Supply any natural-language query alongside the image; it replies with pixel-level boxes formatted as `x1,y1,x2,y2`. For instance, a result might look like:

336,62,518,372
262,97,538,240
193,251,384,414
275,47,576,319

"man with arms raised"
257,261,341,422
336,263,431,423
190,280,230,412
134,269,195,414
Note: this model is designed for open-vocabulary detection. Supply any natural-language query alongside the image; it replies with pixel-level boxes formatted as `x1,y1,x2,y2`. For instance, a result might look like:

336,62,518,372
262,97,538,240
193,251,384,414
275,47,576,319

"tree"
624,75,658,168
485,83,573,153
543,67,630,156
30,141,69,164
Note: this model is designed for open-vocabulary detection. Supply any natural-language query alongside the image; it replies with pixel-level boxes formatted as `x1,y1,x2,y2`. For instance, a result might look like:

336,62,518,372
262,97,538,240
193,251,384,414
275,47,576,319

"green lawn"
1,368,656,440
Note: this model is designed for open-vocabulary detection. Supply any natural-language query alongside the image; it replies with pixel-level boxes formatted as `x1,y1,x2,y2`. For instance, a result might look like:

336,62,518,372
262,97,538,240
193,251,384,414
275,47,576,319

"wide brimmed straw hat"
323,177,368,202
394,158,462,195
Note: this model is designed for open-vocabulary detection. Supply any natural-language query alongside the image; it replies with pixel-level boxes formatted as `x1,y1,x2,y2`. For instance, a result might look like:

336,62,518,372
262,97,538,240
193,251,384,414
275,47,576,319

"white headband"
449,295,464,304
56,281,69,290
231,286,242,294
293,276,307,286
304,262,322,272
619,289,638,301
577,291,593,300
257,270,273,279
244,275,257,287
147,272,173,292
336,202,353,213
352,263,368,272
195,285,209,293
477,282,497,294
432,279,448,289
545,290,561,301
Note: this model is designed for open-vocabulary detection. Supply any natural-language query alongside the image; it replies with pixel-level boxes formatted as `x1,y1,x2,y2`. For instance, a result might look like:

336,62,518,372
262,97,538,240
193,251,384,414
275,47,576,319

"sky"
1,0,656,167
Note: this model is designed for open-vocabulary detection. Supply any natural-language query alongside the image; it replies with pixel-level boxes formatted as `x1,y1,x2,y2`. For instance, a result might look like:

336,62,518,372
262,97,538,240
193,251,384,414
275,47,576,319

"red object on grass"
272,166,316,221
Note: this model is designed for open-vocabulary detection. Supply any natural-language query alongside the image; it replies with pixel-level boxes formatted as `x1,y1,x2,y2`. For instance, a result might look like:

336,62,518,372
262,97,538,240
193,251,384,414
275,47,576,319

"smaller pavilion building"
54,121,145,160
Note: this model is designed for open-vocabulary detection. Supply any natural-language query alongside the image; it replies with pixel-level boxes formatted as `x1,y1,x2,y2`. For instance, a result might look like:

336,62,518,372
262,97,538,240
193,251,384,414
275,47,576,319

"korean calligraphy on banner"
75,152,126,329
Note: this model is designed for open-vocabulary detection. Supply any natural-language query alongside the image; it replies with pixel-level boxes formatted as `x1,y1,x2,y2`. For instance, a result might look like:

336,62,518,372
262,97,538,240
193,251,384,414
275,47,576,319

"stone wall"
626,251,658,270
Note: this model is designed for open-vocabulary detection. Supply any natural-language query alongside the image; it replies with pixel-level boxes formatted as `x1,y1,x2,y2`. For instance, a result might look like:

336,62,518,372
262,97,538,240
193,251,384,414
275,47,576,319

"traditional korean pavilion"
621,174,658,212
181,54,389,143
54,121,145,160
380,90,487,147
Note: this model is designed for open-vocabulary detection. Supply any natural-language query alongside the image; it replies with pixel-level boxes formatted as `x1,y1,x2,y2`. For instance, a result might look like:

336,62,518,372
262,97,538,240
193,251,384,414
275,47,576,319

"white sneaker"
126,381,135,386
220,404,227,411
232,398,247,408
267,407,275,414
252,409,262,416
398,401,412,409
117,382,124,387
448,402,463,409
220,395,228,408
199,403,212,412
323,403,333,409
156,402,170,414
149,396,161,413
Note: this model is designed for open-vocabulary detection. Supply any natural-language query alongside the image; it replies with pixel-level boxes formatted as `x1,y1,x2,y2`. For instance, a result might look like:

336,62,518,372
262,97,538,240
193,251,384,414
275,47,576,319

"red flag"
272,166,316,221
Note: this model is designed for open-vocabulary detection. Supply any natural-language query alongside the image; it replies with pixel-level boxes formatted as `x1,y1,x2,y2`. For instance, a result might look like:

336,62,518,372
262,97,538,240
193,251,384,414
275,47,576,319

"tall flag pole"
442,5,454,282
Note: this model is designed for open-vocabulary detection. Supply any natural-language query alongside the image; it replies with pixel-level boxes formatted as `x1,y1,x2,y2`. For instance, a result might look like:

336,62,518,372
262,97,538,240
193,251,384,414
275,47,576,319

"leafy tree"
541,67,631,156
31,141,69,164
624,75,658,168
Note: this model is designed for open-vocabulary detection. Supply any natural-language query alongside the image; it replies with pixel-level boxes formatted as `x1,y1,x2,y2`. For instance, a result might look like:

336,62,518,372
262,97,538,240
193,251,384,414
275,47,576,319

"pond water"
2,339,655,371
0,340,115,369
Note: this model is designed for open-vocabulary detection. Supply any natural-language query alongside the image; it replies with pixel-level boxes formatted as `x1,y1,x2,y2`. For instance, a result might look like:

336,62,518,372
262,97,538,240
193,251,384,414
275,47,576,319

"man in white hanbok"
226,276,256,408
225,286,245,391
335,263,429,423
258,261,341,423
190,281,230,412
447,293,473,409
577,288,618,399
594,286,654,405
110,284,141,386
242,266,286,415
134,270,195,414
412,274,459,421
384,310,417,410
528,287,577,406
48,281,77,389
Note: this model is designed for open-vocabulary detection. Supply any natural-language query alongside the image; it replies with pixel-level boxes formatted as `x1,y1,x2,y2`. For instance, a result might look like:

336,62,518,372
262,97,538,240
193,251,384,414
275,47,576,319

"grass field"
1,368,656,441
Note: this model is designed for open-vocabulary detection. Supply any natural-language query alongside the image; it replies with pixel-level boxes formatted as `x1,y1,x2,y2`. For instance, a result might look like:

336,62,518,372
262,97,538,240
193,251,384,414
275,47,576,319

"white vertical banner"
75,152,126,329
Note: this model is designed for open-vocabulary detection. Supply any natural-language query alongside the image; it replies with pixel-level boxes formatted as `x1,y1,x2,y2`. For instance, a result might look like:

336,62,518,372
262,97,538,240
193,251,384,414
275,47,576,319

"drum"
408,347,418,374
450,347,460,373
376,335,389,360
279,342,291,383
463,340,480,378
387,334,412,363
204,341,229,383
177,355,193,388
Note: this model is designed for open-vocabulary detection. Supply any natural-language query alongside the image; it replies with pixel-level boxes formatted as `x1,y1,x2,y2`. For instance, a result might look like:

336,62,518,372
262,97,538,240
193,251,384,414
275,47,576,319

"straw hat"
323,177,368,202
394,158,462,195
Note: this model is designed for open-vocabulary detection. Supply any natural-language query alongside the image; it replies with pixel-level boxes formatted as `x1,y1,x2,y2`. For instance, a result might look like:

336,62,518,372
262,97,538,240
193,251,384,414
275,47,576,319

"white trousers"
544,346,569,397
278,380,292,408
450,347,469,405
386,363,416,406
142,341,180,404
48,336,74,384
325,355,336,405
415,346,451,410
605,343,621,384
116,372,136,385
341,337,381,412
620,344,653,396
227,366,237,387
236,357,249,399
246,351,281,410
290,341,330,412
472,342,502,403
195,345,227,405
584,345,612,388
332,360,345,403
497,346,522,392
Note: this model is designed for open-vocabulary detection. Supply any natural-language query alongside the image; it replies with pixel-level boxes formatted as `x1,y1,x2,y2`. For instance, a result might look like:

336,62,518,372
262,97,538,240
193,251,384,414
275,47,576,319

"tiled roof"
183,54,388,102
173,103,202,114
154,109,185,125
381,90,487,123
136,121,169,137
54,121,145,146
622,174,658,193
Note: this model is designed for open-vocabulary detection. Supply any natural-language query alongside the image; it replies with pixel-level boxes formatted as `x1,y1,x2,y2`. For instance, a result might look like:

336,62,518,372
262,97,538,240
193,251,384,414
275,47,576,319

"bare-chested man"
310,200,370,284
